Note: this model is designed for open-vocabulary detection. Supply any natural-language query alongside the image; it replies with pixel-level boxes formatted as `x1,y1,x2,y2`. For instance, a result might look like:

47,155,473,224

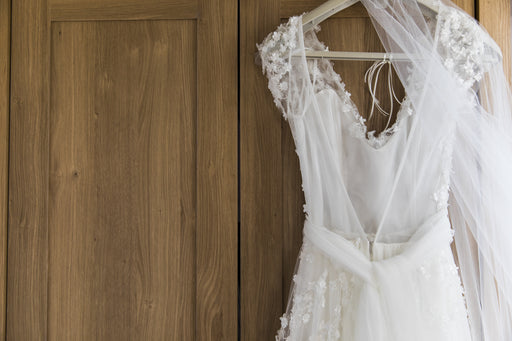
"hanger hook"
383,53,393,63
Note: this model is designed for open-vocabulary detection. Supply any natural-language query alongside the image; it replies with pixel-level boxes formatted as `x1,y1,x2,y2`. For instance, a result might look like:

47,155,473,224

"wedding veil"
358,0,512,339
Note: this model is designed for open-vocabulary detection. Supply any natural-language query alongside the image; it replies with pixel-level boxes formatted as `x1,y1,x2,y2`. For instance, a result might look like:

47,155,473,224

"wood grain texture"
196,0,238,339
453,0,473,16
48,21,197,340
0,0,9,338
8,0,50,339
9,0,238,339
50,0,198,21
478,0,511,84
244,0,474,339
241,0,285,339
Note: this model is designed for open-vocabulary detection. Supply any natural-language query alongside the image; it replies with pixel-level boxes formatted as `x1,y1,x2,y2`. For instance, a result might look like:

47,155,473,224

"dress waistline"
302,208,455,340
303,208,453,283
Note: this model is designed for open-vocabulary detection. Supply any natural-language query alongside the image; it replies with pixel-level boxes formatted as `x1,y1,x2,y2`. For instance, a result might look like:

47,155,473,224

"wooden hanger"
300,0,439,61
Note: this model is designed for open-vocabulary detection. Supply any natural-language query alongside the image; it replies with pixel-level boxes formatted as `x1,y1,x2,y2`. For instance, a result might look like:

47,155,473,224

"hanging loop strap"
364,55,404,130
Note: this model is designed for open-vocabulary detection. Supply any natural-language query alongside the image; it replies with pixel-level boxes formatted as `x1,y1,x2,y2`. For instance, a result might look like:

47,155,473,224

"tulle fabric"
279,209,471,340
256,0,512,339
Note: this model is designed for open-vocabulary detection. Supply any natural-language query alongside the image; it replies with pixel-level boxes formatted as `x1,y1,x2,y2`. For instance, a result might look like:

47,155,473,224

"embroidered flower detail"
256,16,300,120
275,240,356,340
437,4,502,89
280,315,288,329
347,96,414,149
417,247,470,337
431,133,455,210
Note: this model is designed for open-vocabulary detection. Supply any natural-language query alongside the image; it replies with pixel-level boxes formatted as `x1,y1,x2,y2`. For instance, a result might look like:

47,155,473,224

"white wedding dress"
256,1,504,340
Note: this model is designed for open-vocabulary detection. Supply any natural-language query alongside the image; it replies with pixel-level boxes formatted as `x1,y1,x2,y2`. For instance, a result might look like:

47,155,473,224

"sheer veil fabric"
256,0,512,340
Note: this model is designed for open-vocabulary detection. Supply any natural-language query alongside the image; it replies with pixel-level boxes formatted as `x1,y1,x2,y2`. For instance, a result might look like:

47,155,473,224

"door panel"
8,0,237,340
0,0,9,338
49,21,196,340
49,0,198,21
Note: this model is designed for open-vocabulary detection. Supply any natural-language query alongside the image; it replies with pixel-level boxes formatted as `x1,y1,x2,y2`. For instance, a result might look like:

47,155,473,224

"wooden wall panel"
50,0,198,21
242,0,474,339
9,0,237,339
241,0,284,338
8,0,50,338
454,0,474,15
48,21,196,340
0,0,9,338
196,0,238,338
478,0,511,84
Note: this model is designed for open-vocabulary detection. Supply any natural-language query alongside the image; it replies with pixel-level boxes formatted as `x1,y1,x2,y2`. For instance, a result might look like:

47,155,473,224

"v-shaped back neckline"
294,9,444,242
296,12,434,151
298,20,414,151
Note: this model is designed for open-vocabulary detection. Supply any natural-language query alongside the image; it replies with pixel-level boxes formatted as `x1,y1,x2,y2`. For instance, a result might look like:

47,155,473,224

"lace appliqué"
304,24,344,96
275,239,356,341
418,245,470,338
256,16,301,120
436,4,502,90
347,96,414,149
431,133,455,210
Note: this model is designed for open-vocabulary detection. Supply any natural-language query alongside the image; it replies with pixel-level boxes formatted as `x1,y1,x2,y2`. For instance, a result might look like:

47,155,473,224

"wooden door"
7,0,237,340
241,0,477,339
3,0,511,340
0,0,9,338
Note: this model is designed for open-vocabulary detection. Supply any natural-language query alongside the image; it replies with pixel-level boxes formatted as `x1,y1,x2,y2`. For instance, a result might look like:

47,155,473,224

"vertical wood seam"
46,10,51,341
237,0,242,340
2,0,11,338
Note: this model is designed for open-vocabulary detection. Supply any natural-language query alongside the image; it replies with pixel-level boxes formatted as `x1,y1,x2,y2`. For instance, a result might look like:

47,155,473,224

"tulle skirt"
275,218,472,341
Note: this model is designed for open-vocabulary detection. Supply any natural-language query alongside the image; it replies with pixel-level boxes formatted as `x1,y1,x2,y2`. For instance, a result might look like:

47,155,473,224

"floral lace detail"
436,3,502,90
256,4,502,123
276,239,357,341
347,96,414,149
304,24,344,96
276,233,470,340
431,132,455,210
418,245,470,338
256,16,301,120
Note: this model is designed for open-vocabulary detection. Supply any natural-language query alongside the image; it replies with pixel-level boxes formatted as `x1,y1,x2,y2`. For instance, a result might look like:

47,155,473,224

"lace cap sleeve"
437,4,503,90
256,16,301,120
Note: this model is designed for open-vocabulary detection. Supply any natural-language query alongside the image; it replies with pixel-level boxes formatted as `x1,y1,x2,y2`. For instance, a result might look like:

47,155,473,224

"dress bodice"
256,2,502,244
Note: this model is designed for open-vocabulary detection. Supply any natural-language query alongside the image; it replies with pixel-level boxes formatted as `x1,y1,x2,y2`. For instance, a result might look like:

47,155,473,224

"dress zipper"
367,233,375,260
